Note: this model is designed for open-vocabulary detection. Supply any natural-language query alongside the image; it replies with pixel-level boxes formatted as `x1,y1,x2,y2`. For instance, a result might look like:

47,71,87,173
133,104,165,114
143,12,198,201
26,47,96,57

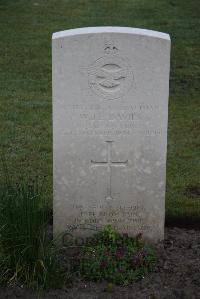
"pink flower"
117,267,124,273
138,249,146,257
132,254,141,267
100,261,108,269
115,247,124,258
131,250,146,267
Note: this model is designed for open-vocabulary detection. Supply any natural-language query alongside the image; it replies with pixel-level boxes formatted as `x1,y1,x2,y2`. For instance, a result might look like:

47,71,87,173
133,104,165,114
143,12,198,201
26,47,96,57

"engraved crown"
104,41,118,54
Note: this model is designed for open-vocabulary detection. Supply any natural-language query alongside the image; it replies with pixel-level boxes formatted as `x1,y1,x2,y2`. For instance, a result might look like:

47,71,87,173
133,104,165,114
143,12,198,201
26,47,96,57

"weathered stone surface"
52,27,170,242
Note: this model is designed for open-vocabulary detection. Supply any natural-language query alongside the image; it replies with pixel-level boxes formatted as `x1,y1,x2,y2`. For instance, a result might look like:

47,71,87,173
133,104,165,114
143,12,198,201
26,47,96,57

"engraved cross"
91,141,128,200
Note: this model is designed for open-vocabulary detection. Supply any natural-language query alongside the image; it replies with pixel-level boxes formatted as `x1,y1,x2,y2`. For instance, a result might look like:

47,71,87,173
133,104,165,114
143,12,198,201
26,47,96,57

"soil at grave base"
0,227,200,299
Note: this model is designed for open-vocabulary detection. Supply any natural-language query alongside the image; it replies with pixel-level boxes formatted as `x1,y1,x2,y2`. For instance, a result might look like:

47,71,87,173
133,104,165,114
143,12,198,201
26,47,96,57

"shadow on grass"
166,217,200,230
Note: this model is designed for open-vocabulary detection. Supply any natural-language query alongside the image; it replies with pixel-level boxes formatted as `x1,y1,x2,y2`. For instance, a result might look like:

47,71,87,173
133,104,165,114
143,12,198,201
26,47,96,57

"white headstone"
52,27,170,242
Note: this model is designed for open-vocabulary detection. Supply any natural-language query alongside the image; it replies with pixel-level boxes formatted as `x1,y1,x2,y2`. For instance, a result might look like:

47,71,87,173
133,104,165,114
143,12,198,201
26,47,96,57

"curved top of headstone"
52,26,170,41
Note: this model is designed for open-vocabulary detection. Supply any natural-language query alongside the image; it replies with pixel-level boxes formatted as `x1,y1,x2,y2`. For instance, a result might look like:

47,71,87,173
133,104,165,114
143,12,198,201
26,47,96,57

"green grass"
0,0,199,221
0,161,66,289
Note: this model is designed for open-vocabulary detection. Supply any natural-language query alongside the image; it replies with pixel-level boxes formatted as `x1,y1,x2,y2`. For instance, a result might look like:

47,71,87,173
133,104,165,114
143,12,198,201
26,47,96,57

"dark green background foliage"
0,0,199,220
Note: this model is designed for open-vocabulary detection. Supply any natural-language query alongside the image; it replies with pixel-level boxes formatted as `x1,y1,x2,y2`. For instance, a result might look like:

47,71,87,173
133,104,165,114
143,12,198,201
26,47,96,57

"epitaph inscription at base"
53,27,170,242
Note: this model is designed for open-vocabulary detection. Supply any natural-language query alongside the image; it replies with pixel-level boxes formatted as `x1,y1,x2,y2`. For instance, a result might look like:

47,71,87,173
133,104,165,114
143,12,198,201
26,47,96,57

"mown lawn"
0,0,199,221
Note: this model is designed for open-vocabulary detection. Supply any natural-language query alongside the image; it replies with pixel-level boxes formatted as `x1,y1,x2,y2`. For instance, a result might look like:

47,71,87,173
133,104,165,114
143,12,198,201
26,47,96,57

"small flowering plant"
78,225,155,285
